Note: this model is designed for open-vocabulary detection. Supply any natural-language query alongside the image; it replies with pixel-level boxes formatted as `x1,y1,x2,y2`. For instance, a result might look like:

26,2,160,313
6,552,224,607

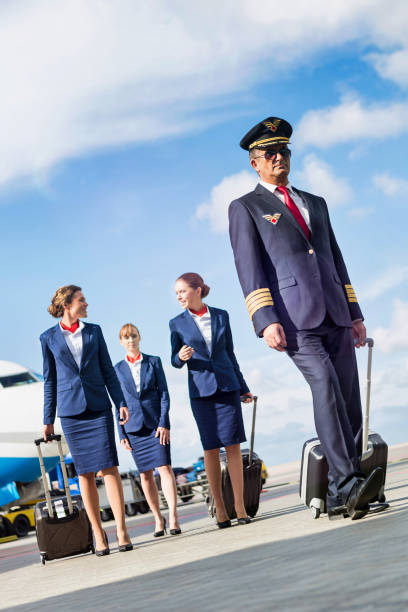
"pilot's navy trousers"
286,315,363,506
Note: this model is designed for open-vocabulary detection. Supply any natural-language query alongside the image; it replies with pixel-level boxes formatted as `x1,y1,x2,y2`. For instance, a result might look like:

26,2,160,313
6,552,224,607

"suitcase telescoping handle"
248,395,258,465
34,434,74,517
362,338,374,454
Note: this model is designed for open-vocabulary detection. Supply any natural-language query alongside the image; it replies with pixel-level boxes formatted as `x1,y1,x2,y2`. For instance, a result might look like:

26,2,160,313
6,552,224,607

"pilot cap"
240,117,292,151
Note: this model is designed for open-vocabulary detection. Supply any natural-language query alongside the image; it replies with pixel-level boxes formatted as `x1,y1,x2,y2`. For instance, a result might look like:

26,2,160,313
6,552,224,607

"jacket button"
308,249,314,255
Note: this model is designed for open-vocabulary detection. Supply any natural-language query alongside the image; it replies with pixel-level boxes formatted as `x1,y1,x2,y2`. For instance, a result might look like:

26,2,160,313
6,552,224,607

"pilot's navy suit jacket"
40,322,126,425
229,184,363,336
114,354,170,441
169,307,249,399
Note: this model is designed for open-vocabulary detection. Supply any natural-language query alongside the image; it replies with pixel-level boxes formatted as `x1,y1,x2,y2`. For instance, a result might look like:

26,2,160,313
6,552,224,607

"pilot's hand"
120,438,132,451
179,345,194,361
155,427,170,445
352,320,366,348
119,406,129,425
263,323,287,352
43,424,54,442
240,392,254,403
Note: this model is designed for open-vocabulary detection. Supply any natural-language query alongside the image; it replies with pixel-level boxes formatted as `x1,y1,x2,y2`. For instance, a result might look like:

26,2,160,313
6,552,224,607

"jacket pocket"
277,276,297,290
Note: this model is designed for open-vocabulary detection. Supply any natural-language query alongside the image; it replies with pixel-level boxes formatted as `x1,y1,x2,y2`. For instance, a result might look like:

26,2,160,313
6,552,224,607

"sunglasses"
254,148,291,161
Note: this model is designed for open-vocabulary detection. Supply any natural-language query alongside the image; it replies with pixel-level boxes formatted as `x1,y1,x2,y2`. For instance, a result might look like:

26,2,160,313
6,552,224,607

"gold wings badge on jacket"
263,213,281,225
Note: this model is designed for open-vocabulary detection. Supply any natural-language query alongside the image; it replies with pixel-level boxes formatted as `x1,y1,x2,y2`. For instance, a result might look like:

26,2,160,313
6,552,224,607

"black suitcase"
208,396,263,519
299,338,388,518
34,434,94,564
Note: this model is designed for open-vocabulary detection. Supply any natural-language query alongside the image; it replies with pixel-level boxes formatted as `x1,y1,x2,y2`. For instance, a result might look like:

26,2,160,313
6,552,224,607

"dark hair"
48,285,82,318
177,272,210,298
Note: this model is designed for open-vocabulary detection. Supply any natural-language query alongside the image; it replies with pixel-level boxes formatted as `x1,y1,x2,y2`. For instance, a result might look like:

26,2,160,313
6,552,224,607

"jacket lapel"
208,307,218,356
119,360,139,397
255,183,310,243
139,354,148,394
293,188,316,238
54,324,79,371
79,323,91,371
182,310,210,357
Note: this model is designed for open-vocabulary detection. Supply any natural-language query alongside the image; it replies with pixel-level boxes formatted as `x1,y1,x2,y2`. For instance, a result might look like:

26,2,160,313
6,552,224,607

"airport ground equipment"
98,471,149,521
34,435,94,564
208,396,263,519
1,505,35,537
299,338,388,518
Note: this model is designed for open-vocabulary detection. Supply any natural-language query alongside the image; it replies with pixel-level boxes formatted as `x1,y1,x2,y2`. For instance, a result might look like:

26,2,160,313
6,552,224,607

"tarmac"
0,443,407,612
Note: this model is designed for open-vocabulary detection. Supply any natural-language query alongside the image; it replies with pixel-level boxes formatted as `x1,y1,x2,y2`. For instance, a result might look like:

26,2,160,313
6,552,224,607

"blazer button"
308,249,314,255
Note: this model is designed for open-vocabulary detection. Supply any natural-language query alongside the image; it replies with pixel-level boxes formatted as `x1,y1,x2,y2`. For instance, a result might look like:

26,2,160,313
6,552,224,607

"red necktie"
60,321,80,333
276,185,310,240
190,305,208,317
127,354,141,364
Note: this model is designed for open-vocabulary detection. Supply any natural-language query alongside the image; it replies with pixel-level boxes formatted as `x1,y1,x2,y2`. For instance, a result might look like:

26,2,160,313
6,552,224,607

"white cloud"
373,172,408,197
360,266,408,301
296,154,352,207
348,207,374,219
196,170,256,233
372,300,408,353
1,1,408,185
369,49,408,89
295,95,408,149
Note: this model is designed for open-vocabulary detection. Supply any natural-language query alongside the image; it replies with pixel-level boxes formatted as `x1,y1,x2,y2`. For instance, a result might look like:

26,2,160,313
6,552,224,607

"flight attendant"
41,285,133,556
115,323,181,537
169,272,253,528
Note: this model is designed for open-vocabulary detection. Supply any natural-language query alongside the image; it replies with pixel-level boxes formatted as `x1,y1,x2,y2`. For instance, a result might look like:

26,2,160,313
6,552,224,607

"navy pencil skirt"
190,389,246,451
127,425,171,473
60,408,118,475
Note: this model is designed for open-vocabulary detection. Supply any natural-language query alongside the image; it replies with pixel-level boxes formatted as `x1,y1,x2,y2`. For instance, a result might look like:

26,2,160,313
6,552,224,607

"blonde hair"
48,285,82,318
119,323,140,340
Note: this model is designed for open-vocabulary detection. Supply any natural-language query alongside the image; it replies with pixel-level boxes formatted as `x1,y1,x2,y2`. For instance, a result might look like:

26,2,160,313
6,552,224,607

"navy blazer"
114,354,170,440
169,307,249,399
40,322,126,425
229,184,364,336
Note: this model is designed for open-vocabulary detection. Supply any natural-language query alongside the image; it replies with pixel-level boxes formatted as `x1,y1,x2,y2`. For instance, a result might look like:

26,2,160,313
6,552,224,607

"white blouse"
189,306,212,353
60,320,85,368
126,354,143,393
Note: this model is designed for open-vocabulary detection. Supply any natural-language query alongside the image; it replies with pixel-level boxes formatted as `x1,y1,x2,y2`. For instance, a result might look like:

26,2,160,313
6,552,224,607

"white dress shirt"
126,354,143,393
189,306,212,353
260,180,311,230
60,320,85,368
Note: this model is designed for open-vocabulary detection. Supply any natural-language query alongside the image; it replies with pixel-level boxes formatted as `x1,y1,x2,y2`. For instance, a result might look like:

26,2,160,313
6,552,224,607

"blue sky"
1,1,407,470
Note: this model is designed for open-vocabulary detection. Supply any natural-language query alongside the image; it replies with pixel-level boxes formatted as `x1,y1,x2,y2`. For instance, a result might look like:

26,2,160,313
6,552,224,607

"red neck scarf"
127,354,141,364
60,320,80,333
189,305,208,317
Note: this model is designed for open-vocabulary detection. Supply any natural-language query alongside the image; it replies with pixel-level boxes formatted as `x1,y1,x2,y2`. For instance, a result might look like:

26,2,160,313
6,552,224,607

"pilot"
41,284,133,555
228,117,383,520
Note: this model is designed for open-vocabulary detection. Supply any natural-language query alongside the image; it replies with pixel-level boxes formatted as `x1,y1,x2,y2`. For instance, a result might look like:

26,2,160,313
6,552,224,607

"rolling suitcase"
208,396,263,519
34,434,94,564
299,338,388,518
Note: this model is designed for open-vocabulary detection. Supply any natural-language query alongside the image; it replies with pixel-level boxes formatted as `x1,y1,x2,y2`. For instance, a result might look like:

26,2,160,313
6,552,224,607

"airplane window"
0,373,38,388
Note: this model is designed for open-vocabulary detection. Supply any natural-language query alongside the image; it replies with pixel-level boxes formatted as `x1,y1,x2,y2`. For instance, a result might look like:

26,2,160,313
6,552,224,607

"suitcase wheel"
378,494,386,503
311,506,321,519
41,554,46,565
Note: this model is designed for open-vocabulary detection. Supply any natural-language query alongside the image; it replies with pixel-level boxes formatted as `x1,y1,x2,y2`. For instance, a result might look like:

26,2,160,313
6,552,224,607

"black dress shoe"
95,530,110,557
216,519,231,529
327,505,349,521
237,516,251,525
346,468,384,520
170,528,182,535
153,516,167,537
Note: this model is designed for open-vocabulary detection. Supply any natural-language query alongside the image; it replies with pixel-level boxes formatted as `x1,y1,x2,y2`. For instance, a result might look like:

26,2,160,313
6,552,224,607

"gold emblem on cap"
264,119,281,133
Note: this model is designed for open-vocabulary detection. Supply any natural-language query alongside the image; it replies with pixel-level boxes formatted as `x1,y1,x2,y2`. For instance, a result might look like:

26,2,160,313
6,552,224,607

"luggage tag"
54,499,67,518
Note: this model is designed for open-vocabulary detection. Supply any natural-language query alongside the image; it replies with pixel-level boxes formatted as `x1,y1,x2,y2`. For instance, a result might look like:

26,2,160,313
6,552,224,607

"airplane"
0,360,68,508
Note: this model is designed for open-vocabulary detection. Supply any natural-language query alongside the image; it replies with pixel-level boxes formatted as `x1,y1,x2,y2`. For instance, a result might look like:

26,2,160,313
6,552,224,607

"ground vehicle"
1,504,36,537
261,462,268,486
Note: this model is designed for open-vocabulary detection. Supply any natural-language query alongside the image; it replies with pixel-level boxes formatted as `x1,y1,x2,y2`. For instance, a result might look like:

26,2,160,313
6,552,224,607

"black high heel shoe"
95,530,110,556
153,516,167,537
116,531,134,552
216,519,231,529
237,516,251,525
169,527,182,535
